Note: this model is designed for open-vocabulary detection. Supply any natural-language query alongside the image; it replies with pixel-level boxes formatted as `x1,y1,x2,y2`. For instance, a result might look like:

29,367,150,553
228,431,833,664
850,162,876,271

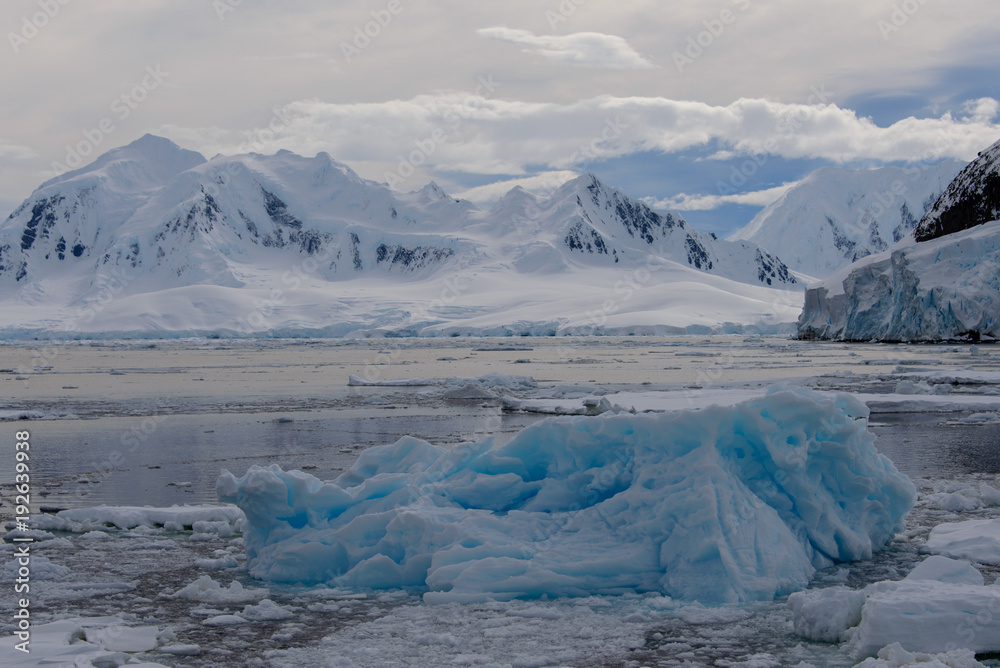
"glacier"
798,220,1000,342
217,387,915,604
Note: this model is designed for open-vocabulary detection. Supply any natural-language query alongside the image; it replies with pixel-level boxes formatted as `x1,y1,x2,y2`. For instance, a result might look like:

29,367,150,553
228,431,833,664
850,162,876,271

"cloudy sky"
2,0,999,235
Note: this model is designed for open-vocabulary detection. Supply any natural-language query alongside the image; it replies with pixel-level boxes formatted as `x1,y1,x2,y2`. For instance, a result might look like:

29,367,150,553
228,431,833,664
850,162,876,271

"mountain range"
3,133,993,339
0,135,800,338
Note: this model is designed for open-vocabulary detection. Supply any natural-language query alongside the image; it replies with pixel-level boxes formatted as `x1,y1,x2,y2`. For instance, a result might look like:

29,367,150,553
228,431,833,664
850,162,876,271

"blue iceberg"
217,388,916,604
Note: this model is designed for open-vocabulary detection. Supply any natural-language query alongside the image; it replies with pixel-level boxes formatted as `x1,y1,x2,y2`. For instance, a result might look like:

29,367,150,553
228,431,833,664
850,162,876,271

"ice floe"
30,504,245,534
791,555,1000,660
924,518,1000,565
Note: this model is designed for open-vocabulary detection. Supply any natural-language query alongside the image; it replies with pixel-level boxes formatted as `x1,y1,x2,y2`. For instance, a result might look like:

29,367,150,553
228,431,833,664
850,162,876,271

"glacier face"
915,137,1000,242
730,162,963,279
797,220,1000,342
218,388,915,604
0,135,801,337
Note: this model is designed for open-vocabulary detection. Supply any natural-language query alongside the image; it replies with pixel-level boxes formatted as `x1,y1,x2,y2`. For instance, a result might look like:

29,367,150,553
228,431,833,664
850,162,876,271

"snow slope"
731,162,962,278
797,220,1000,342
218,387,915,604
915,137,1000,241
0,136,800,338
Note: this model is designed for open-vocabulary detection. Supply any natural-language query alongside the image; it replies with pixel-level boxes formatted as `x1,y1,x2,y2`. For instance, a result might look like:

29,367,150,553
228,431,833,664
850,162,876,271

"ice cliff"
797,220,1000,342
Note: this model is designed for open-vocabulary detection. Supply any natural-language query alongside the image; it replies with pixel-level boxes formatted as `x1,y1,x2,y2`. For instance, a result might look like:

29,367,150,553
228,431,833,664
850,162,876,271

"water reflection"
16,408,541,508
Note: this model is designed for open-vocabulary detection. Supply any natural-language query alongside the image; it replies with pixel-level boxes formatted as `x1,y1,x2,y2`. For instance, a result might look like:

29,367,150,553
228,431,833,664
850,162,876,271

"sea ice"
240,598,296,621
164,574,268,603
788,586,867,642
219,387,915,604
851,579,1000,656
83,624,160,652
348,375,437,386
31,504,245,534
853,642,987,668
0,618,171,668
924,518,1000,565
848,555,1000,657
793,556,1000,658
904,555,985,586
1,554,70,581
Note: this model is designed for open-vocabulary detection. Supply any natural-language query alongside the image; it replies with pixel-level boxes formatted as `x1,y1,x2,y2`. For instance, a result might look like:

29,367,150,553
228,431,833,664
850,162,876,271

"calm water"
2,337,998,509
19,406,543,508
9,406,998,510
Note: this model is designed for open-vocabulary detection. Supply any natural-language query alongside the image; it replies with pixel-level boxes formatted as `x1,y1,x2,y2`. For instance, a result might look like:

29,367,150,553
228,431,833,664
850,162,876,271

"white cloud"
477,28,654,69
4,1,1000,210
454,171,580,203
161,93,1000,189
642,182,799,212
0,141,37,161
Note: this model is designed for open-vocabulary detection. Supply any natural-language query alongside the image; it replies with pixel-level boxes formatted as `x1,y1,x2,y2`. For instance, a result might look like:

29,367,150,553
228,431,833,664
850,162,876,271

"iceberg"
218,388,915,604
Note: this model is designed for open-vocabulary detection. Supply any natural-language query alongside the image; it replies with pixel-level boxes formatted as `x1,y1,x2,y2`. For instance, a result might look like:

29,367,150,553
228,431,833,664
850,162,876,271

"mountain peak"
417,181,448,201
42,133,206,191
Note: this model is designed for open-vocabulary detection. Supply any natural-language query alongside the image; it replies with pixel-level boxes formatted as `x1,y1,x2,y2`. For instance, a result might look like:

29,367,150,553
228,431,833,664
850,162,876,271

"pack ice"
218,388,916,604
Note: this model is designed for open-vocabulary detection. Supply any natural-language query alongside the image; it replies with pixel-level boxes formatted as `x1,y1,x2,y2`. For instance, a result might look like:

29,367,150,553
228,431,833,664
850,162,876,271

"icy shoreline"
0,319,800,341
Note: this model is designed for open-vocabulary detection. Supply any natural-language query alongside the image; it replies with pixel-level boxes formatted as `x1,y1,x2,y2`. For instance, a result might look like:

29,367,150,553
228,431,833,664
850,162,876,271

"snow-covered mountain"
796,220,1000,342
0,135,801,338
731,162,963,278
797,138,1000,342
479,174,795,287
915,137,1000,241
